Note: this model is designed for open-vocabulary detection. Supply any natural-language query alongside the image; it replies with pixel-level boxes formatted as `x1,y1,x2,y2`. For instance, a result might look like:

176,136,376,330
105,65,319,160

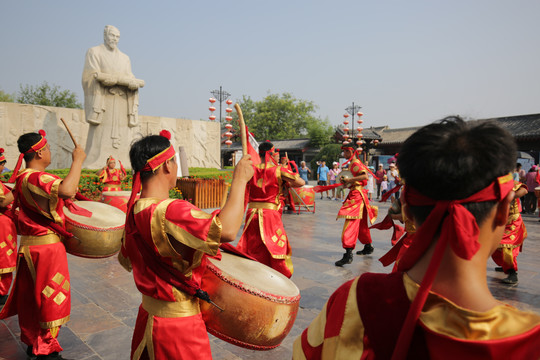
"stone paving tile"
0,322,26,360
56,326,96,359
84,325,133,360
2,196,540,360
67,303,124,341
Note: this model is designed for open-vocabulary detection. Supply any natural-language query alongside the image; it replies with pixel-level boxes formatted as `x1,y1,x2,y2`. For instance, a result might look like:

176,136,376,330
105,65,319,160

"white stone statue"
82,25,144,168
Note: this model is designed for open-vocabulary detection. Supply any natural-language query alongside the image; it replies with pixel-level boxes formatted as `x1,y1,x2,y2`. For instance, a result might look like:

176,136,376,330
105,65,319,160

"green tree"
234,92,328,141
310,143,342,170
17,81,82,109
0,90,15,102
306,117,334,148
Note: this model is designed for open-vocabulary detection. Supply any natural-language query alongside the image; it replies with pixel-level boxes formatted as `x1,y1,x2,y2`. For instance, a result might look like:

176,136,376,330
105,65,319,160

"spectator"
387,163,400,201
380,175,388,200
329,162,342,200
317,161,330,199
523,166,539,214
367,166,375,201
513,163,522,182
298,161,311,182
375,163,385,199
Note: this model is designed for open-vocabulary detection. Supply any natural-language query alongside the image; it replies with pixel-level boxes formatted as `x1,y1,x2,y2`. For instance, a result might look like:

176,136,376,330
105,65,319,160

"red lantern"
225,108,233,113
225,132,233,138
209,115,216,121
374,139,379,145
209,98,216,104
225,139,233,146
357,112,363,117
357,119,363,124
225,116,232,121
343,114,349,118
209,106,216,112
357,143,363,150
343,120,349,125
356,132,362,138
357,127,363,132
343,133,349,139
343,127,349,132
225,123,233,130
226,99,233,105
342,140,349,145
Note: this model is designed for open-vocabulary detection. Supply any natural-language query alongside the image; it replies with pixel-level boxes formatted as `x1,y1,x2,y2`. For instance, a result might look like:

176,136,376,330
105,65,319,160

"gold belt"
104,184,121,189
248,202,280,211
142,294,200,318
21,234,61,246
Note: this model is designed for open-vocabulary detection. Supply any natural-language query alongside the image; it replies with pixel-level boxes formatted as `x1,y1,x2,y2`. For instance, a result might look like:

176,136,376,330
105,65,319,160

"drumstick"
60,118,78,147
235,104,248,156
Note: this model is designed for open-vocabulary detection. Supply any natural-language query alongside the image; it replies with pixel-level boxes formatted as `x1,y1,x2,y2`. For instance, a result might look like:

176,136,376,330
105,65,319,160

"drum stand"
290,188,315,214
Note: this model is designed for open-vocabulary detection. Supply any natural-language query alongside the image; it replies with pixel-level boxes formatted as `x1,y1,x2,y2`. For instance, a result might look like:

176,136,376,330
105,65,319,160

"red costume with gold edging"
0,169,70,356
0,182,17,296
119,197,222,360
337,157,378,249
293,272,540,359
491,181,527,273
99,167,123,191
236,162,298,278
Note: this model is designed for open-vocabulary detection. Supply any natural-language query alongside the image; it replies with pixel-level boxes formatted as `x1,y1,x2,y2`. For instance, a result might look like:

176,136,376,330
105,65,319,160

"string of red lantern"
224,99,234,146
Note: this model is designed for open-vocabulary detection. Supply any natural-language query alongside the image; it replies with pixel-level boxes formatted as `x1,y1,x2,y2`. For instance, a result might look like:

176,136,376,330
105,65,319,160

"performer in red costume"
0,131,85,359
118,131,253,360
98,155,126,191
334,144,378,267
293,117,540,359
236,141,304,278
491,180,527,285
0,148,17,306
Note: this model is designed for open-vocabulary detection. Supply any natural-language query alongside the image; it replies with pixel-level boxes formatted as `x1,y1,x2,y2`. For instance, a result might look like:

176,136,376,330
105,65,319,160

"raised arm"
58,145,86,198
218,155,254,242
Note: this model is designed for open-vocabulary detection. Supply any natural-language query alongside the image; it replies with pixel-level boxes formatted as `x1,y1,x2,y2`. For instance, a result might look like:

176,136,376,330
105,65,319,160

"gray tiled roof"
378,113,540,145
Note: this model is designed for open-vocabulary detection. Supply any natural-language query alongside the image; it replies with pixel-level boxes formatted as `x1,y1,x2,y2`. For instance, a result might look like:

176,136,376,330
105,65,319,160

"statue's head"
103,25,120,50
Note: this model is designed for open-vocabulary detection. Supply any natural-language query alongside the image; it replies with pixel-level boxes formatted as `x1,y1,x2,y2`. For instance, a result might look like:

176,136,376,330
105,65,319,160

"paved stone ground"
2,193,540,359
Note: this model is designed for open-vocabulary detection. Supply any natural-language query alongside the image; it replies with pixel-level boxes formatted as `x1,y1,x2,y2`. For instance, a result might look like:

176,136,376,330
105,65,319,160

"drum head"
340,170,353,179
101,191,134,197
64,201,125,229
302,185,313,189
207,252,299,298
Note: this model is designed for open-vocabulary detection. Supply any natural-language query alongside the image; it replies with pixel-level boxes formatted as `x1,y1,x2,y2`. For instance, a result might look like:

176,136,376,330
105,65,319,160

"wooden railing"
176,178,228,209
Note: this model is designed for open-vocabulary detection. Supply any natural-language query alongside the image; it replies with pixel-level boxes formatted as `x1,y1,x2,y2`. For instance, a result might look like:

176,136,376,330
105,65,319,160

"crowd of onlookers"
296,159,402,203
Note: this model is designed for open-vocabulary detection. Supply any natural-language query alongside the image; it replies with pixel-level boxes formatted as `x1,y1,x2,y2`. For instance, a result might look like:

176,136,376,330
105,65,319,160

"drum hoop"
206,326,280,351
65,218,124,232
206,260,300,305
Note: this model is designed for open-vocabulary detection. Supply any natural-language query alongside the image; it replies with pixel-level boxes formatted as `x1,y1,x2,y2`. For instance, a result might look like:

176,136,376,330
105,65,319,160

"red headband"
107,156,115,163
391,173,514,358
0,148,5,163
126,130,175,213
8,130,48,183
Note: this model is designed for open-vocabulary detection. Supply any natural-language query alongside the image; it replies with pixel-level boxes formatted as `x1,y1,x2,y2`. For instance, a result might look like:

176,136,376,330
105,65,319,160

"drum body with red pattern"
292,185,315,206
100,190,139,213
63,201,125,258
200,252,300,350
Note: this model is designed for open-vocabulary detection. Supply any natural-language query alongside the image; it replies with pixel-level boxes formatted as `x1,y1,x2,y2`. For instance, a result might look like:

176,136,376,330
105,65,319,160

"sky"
2,1,540,130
